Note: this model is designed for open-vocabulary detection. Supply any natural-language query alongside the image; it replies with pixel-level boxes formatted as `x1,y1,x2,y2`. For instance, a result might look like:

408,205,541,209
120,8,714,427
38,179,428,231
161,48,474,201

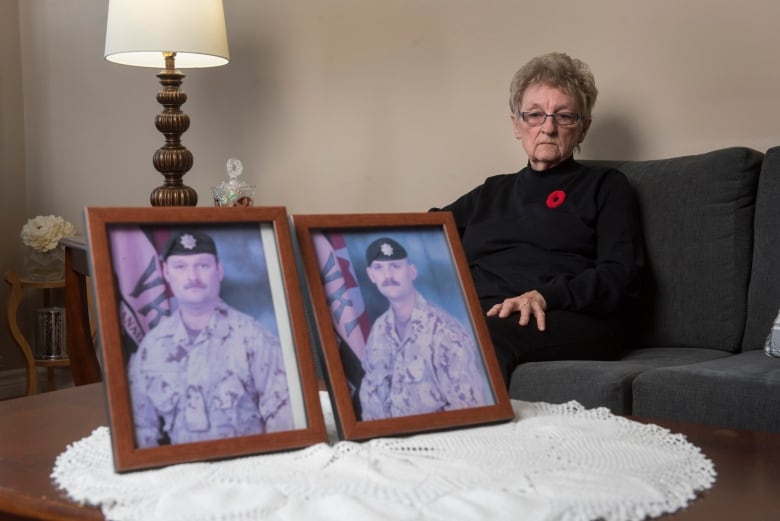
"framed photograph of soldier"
292,212,513,441
85,206,327,472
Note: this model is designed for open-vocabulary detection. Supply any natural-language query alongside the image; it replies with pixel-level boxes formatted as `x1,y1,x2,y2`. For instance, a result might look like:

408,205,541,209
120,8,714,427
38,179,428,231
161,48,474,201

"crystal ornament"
211,158,255,207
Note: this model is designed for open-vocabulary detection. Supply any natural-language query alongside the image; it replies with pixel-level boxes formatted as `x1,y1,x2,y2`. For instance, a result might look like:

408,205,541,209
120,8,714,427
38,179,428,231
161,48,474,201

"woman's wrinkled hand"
486,290,547,331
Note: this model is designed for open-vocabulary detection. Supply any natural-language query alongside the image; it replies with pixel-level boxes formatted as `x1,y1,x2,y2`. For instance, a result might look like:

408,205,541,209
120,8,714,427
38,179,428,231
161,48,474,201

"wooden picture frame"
85,207,327,472
292,212,513,440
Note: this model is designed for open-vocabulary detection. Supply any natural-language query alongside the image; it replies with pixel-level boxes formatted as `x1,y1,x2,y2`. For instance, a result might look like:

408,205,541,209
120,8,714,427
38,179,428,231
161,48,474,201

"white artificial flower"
20,215,77,252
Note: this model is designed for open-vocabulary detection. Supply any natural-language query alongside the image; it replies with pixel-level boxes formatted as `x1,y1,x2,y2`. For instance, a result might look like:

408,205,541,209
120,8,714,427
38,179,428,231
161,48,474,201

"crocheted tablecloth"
52,394,715,521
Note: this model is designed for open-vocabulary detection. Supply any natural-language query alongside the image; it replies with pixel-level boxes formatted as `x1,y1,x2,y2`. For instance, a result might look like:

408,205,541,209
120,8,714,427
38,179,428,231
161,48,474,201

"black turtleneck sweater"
437,157,644,316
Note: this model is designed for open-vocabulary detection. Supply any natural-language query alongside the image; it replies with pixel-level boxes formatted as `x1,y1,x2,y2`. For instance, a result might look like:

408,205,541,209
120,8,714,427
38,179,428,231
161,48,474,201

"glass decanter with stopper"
211,158,256,207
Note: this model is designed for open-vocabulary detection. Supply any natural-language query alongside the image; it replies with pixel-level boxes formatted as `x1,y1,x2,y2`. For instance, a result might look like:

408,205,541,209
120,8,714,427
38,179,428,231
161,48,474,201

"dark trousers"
483,309,625,387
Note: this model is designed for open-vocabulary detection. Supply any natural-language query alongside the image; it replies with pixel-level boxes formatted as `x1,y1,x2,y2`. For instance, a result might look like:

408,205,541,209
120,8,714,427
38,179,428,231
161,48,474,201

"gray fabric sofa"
508,146,780,433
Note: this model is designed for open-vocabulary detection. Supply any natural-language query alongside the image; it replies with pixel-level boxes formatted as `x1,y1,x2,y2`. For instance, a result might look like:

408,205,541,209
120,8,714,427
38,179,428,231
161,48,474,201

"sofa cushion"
509,348,732,414
743,146,780,350
619,346,734,365
632,350,780,432
509,361,642,413
588,147,762,352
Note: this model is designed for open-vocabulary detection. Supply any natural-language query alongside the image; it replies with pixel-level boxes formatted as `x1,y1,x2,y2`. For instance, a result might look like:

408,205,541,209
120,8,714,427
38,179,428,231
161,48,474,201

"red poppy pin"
546,190,566,209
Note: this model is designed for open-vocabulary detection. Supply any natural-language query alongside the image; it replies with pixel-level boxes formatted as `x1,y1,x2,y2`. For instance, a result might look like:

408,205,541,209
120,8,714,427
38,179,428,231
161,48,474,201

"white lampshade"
104,0,230,68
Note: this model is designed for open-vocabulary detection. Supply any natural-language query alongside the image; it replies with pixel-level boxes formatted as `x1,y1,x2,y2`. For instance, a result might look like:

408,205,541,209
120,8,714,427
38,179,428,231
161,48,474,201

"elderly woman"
434,52,645,385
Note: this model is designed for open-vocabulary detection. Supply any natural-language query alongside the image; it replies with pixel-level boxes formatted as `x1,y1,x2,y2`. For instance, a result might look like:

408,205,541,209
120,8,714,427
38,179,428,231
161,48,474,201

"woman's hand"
486,290,548,331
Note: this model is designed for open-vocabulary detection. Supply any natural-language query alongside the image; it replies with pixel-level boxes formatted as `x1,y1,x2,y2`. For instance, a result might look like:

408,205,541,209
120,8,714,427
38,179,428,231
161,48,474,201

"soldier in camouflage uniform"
127,230,292,447
359,237,491,420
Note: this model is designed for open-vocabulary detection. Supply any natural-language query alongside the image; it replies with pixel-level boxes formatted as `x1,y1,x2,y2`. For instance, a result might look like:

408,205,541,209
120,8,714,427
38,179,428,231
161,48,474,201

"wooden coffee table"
0,384,777,520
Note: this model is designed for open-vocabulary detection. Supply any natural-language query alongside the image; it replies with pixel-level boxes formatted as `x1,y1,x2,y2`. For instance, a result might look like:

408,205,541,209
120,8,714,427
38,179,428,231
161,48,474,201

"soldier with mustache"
358,237,491,420
127,230,293,447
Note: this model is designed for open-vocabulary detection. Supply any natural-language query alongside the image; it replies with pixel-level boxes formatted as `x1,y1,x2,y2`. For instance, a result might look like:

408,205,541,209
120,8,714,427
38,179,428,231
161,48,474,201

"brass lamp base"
150,52,197,207
150,184,198,207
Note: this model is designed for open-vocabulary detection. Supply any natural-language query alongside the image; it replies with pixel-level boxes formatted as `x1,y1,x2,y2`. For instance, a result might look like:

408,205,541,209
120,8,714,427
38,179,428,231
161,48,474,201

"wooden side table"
62,237,103,386
4,271,70,395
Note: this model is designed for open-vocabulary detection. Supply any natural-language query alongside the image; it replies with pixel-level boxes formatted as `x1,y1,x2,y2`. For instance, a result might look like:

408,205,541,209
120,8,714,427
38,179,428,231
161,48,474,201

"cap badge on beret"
179,233,197,250
365,237,408,265
380,242,394,257
161,230,218,260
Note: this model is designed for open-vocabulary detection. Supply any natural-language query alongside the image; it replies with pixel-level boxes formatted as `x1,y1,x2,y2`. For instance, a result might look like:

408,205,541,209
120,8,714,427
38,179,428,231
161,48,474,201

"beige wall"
3,0,780,364
1,0,26,367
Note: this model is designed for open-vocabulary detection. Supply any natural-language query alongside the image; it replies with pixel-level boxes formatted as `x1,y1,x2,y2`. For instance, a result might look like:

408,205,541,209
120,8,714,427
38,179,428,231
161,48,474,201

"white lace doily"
52,395,715,521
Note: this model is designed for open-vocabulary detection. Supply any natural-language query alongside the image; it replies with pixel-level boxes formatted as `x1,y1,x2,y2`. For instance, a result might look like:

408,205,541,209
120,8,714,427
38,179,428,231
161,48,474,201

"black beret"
365,237,408,265
161,230,218,260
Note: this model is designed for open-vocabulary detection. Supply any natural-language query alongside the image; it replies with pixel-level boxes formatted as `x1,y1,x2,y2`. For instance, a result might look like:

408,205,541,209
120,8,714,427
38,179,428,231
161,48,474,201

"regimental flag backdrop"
110,227,172,354
312,232,371,399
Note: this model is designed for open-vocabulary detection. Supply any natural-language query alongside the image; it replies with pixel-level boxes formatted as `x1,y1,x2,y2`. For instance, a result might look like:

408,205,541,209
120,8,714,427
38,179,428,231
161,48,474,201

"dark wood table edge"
0,488,102,521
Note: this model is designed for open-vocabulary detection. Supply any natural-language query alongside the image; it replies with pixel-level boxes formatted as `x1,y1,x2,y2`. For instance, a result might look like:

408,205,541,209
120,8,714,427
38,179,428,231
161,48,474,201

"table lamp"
104,0,230,206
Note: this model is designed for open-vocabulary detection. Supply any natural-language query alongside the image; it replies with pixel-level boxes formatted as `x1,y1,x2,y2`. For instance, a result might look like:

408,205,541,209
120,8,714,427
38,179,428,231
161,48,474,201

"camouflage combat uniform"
359,292,491,420
128,300,292,447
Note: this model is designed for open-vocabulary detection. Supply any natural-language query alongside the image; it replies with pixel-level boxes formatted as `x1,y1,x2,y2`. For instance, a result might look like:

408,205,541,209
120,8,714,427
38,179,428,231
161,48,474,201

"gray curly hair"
509,52,598,120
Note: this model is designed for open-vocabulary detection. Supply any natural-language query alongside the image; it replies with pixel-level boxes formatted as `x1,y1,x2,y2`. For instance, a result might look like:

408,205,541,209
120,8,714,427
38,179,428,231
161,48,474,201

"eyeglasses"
519,111,581,127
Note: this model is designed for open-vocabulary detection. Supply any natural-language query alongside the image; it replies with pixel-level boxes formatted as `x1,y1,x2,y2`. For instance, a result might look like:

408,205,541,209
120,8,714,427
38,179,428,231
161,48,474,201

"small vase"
23,246,65,281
